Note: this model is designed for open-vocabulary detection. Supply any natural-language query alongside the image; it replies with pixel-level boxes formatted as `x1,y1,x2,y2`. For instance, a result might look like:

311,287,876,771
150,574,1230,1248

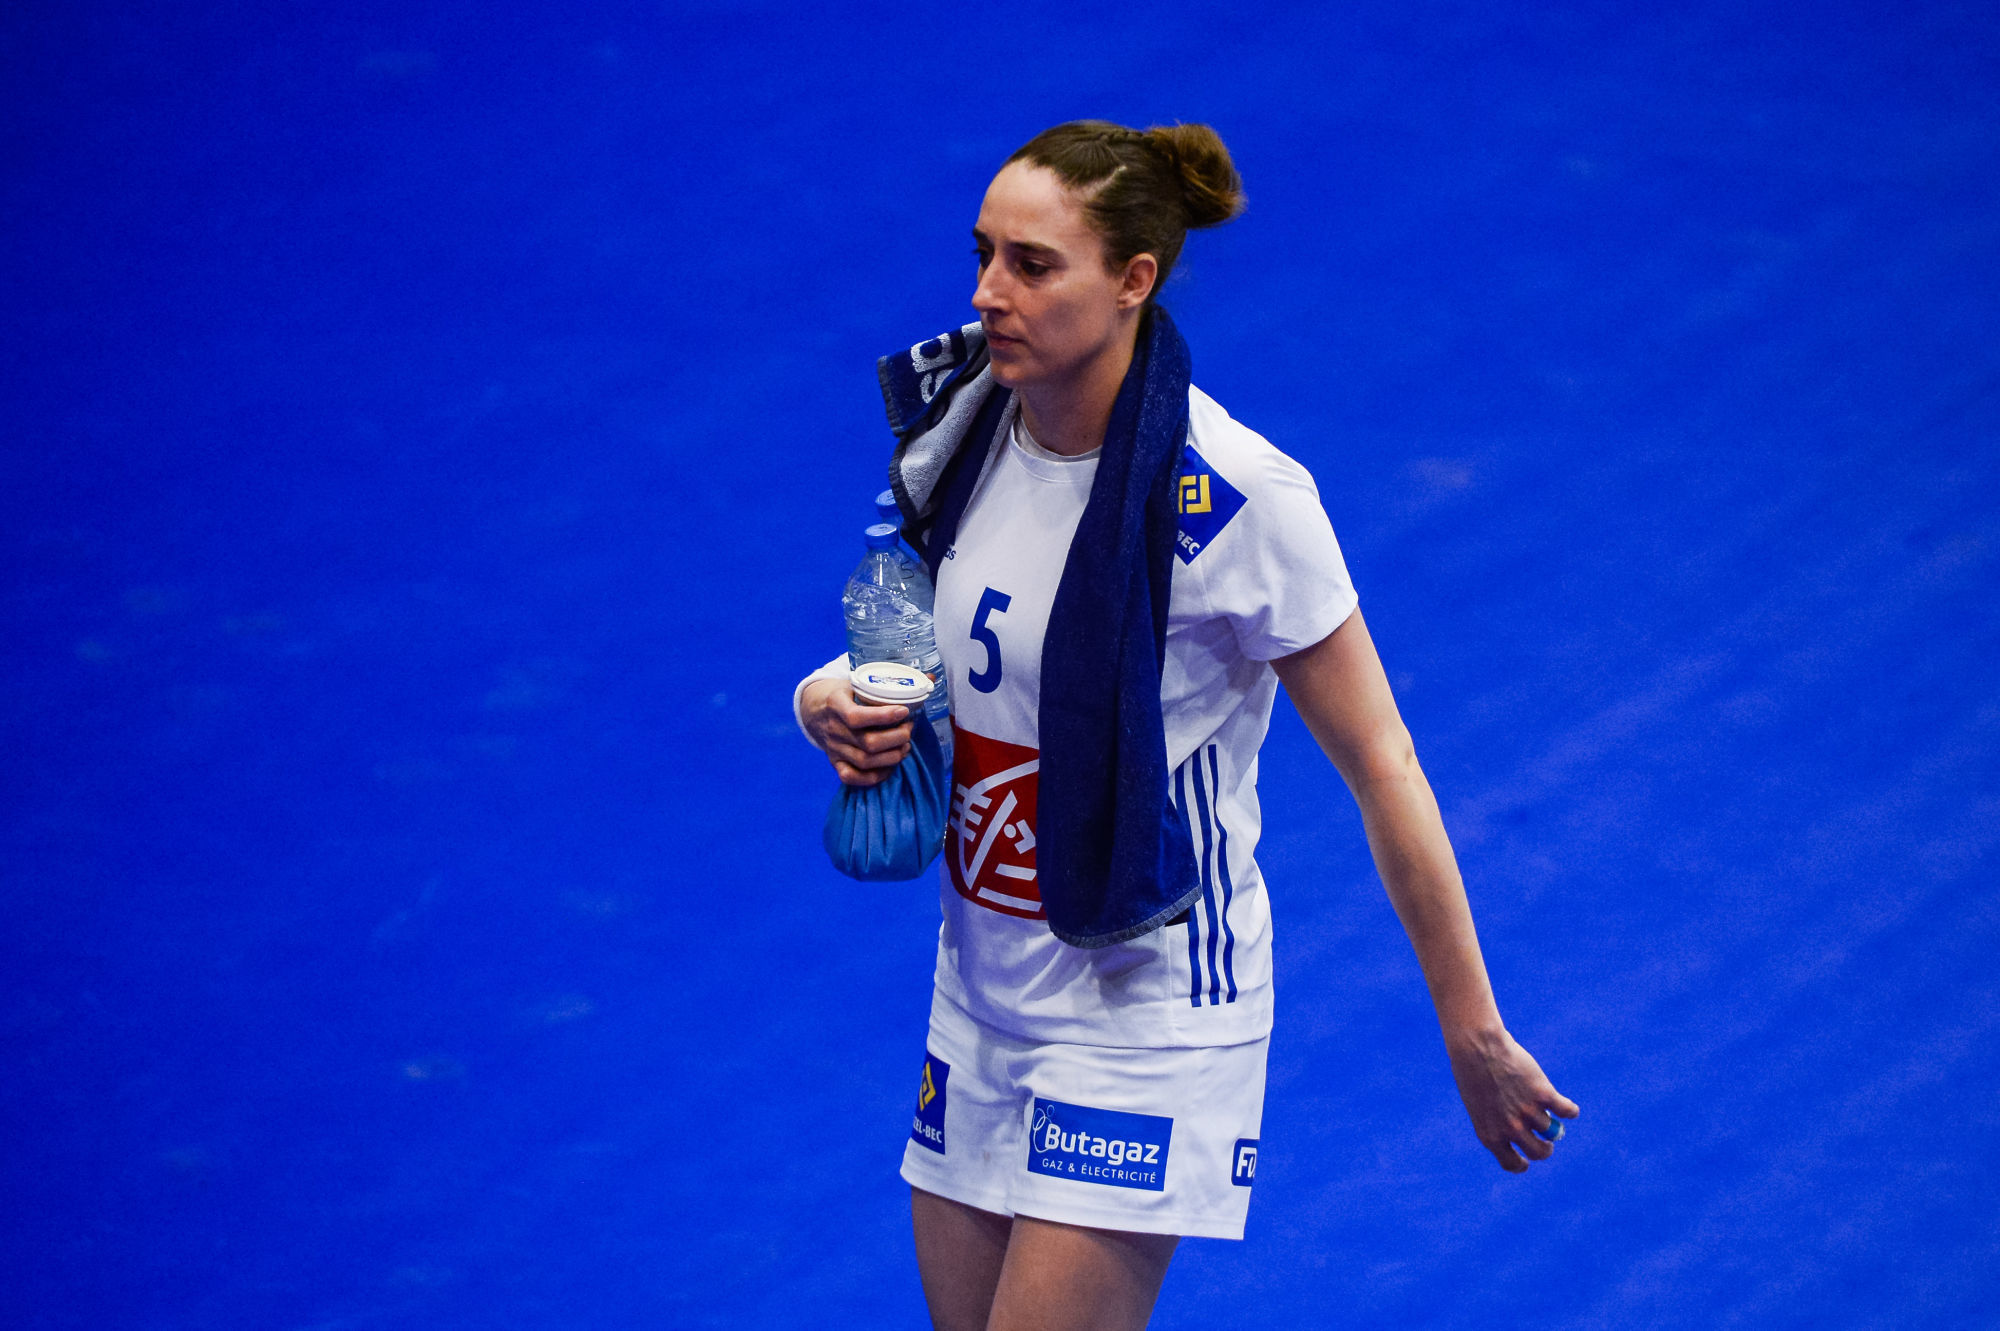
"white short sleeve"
1188,413,1358,662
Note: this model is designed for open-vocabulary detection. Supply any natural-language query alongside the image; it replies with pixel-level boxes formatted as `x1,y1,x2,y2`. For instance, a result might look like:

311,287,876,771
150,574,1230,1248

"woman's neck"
1014,317,1141,457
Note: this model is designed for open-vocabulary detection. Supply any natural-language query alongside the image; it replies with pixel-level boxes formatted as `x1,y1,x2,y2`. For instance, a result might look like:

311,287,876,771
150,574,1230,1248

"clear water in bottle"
872,491,929,611
843,522,951,769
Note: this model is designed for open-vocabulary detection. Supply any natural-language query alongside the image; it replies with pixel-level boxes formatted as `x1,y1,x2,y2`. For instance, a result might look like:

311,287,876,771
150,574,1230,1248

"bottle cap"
864,522,900,551
875,490,900,523
848,661,933,705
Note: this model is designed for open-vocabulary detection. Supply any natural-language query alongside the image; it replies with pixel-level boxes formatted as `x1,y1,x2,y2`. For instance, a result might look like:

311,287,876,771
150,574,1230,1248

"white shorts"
900,988,1268,1241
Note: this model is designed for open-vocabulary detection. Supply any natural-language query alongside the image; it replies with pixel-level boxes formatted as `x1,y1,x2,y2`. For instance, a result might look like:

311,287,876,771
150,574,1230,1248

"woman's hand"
1445,1025,1579,1173
801,678,915,787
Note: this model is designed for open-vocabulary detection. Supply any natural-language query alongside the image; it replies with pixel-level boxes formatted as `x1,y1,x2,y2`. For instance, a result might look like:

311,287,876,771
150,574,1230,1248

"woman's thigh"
911,1186,1177,1331
990,1213,1177,1331
912,1187,1012,1331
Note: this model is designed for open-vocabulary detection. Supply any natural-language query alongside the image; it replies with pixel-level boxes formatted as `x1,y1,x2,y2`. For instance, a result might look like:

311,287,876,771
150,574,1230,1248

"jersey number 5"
966,587,1011,694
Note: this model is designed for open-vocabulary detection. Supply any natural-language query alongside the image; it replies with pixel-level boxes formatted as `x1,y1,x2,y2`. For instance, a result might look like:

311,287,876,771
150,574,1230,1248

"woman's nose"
972,265,1005,312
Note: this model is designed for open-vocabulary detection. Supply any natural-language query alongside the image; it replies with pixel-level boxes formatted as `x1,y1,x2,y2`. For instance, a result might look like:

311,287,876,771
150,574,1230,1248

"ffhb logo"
1232,1138,1259,1187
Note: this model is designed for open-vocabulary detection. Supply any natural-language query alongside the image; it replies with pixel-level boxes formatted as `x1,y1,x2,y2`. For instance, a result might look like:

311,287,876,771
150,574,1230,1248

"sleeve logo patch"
911,1053,949,1154
1175,446,1247,564
1028,1098,1173,1191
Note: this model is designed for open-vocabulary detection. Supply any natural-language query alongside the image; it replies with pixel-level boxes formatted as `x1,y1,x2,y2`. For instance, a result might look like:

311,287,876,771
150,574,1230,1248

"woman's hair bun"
1006,117,1245,303
1143,123,1245,228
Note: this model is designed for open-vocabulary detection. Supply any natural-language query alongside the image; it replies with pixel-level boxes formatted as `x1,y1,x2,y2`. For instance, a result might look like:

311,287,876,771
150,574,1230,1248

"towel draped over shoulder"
878,309,1203,949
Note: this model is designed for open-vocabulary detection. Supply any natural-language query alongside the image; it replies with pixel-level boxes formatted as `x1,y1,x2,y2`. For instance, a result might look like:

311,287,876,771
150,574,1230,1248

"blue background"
4,1,1996,1326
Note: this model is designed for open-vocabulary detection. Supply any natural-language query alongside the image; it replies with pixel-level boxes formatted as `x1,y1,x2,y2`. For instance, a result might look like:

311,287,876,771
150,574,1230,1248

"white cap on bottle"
848,661,933,706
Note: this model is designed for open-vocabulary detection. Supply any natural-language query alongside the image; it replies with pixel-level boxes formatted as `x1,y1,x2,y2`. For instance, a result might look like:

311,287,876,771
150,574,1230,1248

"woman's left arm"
1273,609,1578,1172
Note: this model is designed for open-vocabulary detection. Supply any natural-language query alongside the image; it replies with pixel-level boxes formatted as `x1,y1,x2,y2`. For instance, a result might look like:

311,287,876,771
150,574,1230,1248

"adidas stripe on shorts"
901,987,1268,1240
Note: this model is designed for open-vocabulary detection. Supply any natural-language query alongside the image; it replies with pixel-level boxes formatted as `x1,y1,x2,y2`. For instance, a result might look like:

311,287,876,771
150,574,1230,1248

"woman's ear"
1117,253,1159,310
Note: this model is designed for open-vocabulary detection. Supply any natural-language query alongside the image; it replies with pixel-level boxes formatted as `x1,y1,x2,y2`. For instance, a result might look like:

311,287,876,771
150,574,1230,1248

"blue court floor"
4,2,1996,1326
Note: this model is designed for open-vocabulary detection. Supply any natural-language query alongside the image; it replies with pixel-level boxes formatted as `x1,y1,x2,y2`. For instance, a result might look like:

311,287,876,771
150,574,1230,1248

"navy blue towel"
878,309,1201,948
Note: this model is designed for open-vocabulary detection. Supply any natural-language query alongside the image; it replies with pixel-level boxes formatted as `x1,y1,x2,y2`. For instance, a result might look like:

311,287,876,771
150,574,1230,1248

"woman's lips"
984,328,1022,350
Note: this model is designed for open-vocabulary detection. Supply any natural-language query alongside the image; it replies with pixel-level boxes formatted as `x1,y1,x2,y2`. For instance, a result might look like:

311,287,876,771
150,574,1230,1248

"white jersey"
927,386,1356,1049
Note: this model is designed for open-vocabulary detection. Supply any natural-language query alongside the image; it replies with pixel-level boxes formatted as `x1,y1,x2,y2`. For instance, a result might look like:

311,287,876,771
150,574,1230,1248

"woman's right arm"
798,677,915,787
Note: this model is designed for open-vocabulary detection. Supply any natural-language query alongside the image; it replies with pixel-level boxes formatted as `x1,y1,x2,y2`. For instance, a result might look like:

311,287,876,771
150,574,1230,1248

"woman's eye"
1019,260,1049,277
972,248,991,268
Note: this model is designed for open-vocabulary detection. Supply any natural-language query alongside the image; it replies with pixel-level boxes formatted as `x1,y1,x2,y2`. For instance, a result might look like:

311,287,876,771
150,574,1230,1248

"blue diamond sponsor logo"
1175,446,1247,565
911,1053,948,1154
1232,1138,1259,1187
1027,1098,1172,1191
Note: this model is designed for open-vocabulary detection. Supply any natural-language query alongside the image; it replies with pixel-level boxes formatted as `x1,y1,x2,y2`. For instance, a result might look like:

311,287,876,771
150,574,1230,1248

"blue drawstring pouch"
828,663,952,879
823,665,949,881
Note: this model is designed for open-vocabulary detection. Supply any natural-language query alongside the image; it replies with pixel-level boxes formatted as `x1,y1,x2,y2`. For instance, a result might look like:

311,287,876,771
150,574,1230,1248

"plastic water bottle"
844,522,951,769
874,490,927,606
